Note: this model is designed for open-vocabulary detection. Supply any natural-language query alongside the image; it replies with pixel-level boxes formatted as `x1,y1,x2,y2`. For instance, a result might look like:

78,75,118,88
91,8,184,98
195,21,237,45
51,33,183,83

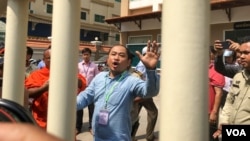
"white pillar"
47,0,81,140
2,0,29,105
160,0,210,141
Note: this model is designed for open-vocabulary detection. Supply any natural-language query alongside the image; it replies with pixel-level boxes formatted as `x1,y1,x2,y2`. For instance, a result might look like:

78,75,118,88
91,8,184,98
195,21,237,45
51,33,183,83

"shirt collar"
242,69,250,81
106,71,128,80
82,61,91,65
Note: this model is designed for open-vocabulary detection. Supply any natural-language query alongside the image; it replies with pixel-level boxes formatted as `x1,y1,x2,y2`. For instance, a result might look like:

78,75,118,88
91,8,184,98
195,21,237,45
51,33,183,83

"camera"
220,41,231,49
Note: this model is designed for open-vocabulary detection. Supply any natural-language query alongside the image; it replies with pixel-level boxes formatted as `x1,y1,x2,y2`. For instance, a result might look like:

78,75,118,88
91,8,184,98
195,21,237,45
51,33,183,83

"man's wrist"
211,110,218,115
218,124,223,131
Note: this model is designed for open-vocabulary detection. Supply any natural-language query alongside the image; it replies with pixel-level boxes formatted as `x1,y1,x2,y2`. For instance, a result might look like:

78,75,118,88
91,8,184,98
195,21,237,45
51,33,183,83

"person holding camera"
213,36,250,139
213,39,242,78
213,39,243,109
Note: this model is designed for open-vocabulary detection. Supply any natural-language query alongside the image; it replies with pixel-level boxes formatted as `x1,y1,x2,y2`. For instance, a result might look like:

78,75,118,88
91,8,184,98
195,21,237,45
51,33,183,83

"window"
115,0,121,2
115,34,120,41
157,34,161,43
225,29,250,43
94,14,105,23
103,33,109,41
80,12,86,20
46,3,53,14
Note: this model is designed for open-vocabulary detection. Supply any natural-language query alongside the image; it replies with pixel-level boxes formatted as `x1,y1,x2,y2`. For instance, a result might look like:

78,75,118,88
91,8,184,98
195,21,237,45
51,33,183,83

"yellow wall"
210,23,233,44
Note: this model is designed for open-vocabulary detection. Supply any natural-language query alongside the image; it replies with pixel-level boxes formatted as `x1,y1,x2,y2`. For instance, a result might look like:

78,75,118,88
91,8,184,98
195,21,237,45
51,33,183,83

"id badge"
98,109,109,125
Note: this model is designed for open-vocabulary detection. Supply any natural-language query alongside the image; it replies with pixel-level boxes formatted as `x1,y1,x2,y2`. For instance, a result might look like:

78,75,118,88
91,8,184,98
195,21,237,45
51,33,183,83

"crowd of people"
6,35,250,141
0,40,161,141
2,35,250,141
209,36,250,141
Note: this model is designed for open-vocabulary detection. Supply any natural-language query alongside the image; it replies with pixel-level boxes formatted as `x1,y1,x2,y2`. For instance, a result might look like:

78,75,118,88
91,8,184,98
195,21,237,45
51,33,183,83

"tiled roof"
26,37,111,53
0,37,112,56
211,0,250,10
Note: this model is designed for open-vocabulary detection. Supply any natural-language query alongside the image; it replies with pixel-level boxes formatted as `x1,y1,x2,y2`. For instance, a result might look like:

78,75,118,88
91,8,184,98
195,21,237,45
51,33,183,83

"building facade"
0,0,122,60
1,0,250,61
105,0,250,66
106,0,250,45
1,0,121,45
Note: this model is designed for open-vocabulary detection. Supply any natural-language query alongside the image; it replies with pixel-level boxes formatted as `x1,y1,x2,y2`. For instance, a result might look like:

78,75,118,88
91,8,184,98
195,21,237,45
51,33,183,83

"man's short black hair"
27,47,33,56
239,36,250,45
81,48,92,54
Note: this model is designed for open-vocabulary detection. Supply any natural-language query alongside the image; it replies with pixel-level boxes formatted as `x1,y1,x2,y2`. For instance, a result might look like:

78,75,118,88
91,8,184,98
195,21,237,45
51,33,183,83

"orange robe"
25,67,87,128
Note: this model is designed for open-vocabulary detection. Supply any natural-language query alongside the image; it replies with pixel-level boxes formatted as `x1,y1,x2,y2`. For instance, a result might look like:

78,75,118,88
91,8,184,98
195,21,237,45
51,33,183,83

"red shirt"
209,64,225,113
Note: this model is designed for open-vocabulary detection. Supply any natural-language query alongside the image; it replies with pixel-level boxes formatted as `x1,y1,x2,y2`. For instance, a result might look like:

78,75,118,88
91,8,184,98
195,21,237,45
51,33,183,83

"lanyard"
82,63,90,76
104,72,126,109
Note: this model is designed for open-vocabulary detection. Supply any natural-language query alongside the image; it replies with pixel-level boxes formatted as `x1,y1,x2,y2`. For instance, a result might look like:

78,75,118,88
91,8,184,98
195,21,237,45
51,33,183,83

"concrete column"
120,32,128,45
47,0,80,141
160,0,210,141
121,0,129,16
2,0,29,105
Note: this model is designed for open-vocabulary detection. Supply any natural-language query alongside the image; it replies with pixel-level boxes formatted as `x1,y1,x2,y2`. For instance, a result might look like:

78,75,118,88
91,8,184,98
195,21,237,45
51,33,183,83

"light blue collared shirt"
77,70,159,141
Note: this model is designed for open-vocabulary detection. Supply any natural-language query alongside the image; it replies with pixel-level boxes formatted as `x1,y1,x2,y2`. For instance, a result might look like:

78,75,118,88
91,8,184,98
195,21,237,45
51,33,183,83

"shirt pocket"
107,87,127,106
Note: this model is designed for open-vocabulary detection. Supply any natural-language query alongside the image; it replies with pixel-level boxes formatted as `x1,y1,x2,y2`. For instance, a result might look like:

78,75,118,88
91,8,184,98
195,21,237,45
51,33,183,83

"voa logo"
226,129,246,136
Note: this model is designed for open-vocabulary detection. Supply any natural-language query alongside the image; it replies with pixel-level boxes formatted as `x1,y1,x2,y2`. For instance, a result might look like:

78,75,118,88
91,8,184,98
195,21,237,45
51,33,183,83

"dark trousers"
76,103,94,131
88,103,94,129
76,109,83,131
210,123,219,141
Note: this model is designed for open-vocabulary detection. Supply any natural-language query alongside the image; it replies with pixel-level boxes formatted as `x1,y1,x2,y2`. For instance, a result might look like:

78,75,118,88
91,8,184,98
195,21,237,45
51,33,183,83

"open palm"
135,40,160,69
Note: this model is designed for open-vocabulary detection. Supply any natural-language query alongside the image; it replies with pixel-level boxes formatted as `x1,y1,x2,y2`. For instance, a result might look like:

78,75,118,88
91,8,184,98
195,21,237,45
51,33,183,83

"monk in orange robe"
25,48,86,128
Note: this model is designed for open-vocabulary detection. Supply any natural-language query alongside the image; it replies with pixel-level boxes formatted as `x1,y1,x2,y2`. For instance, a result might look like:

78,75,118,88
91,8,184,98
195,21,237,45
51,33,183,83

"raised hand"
135,40,161,70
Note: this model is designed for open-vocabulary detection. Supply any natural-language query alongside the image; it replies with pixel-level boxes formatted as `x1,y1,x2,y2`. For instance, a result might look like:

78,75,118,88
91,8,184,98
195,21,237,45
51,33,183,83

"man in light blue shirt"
77,41,160,141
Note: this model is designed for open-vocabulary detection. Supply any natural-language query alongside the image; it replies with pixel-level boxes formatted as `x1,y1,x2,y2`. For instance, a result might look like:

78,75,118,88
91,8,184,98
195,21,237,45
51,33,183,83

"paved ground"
76,95,160,141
